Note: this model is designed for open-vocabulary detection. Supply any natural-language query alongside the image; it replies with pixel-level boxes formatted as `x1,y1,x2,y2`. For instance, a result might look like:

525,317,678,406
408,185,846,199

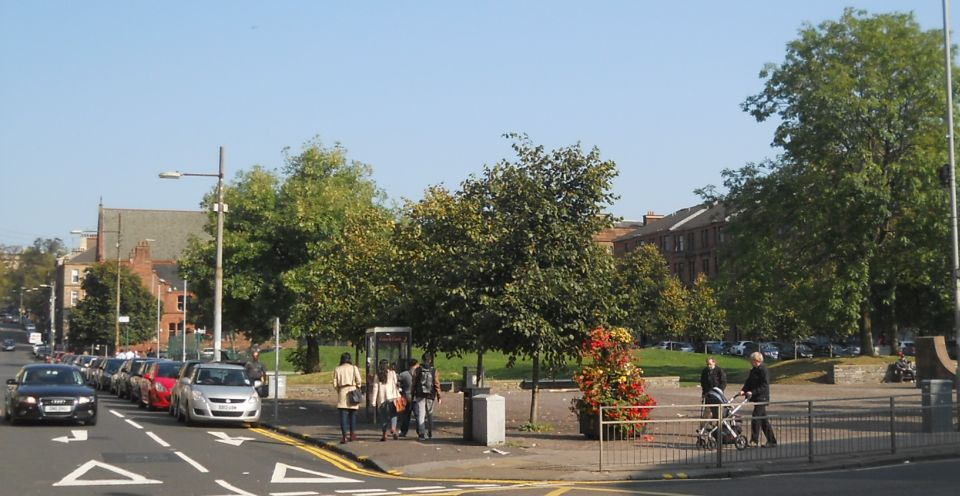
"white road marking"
208,430,256,446
271,463,362,484
398,487,446,491
175,451,209,473
270,492,321,496
453,484,501,488
109,409,125,418
124,418,144,429
52,430,87,443
212,479,258,496
52,459,162,487
409,491,455,494
145,431,170,447
335,491,400,494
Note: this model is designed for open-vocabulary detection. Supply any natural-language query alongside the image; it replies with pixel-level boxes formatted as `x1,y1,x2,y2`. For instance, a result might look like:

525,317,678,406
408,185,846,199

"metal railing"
598,392,959,470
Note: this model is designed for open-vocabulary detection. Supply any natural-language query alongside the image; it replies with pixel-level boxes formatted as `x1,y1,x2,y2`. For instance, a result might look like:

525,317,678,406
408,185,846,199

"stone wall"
830,364,889,384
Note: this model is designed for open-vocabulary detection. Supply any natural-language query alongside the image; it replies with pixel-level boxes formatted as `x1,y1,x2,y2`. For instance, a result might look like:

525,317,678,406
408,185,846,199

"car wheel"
85,415,97,426
3,407,10,422
184,406,196,427
176,402,185,423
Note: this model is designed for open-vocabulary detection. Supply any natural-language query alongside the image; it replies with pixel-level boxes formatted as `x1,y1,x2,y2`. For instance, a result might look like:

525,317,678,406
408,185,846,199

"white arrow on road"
52,430,87,443
208,431,255,446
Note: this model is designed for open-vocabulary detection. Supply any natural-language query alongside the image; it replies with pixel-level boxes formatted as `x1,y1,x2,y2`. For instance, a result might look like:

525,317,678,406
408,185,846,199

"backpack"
417,366,435,398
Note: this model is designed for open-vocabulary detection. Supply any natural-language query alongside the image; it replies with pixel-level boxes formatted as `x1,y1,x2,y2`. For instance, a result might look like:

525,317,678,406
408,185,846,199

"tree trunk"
528,351,540,424
860,300,876,357
304,334,320,373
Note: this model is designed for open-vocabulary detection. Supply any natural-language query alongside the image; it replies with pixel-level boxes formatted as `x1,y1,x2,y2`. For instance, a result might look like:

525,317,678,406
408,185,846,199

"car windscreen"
22,368,84,386
156,362,181,378
104,360,125,373
195,368,250,387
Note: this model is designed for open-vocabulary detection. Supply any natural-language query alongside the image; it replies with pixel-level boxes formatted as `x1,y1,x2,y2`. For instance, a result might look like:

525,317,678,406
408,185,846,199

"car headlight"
154,383,167,393
191,390,206,402
77,396,94,405
21,396,37,405
248,393,259,403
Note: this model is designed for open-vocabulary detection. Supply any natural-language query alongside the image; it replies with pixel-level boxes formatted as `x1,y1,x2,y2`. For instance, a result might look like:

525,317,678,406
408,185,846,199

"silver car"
175,363,260,426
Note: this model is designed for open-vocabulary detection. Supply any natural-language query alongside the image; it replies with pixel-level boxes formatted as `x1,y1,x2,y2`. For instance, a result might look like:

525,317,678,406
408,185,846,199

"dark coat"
700,366,727,394
741,364,771,402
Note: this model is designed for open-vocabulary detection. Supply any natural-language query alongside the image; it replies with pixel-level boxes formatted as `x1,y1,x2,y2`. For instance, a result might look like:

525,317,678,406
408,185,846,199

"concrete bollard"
264,373,287,399
471,394,505,446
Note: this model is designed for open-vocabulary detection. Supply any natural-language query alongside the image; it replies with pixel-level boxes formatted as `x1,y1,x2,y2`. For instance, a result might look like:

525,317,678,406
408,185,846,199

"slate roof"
615,203,727,242
98,207,209,262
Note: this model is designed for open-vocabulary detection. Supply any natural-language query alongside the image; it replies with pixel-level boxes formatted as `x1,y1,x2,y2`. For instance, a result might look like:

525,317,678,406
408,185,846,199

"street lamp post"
36,284,55,349
159,146,225,362
156,277,165,359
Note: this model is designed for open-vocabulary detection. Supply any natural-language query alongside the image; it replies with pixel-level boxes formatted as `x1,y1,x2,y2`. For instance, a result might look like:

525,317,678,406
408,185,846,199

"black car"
2,338,15,352
95,358,125,391
4,364,97,425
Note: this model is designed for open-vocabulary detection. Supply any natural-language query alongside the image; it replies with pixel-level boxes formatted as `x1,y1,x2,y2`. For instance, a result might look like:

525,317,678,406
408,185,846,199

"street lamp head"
158,171,183,179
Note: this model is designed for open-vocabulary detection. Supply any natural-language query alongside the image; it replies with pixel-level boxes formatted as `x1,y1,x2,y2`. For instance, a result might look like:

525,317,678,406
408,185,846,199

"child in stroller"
696,387,748,450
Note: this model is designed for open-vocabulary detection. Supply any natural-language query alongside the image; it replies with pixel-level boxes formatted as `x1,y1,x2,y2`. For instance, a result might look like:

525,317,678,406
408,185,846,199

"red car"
139,360,182,411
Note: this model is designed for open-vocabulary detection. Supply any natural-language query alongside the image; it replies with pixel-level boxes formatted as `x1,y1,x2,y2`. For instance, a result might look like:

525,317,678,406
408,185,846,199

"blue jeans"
338,408,356,438
379,401,398,433
416,397,434,439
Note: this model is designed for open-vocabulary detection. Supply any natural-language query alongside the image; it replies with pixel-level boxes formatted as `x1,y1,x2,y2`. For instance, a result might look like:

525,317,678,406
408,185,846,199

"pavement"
259,380,959,481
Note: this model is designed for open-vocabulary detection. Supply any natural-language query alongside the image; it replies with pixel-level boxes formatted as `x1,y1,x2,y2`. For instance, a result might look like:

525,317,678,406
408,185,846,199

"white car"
728,341,754,356
176,363,260,426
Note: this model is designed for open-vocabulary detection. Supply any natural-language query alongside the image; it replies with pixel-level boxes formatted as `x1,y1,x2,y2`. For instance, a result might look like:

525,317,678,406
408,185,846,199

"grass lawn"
266,345,897,387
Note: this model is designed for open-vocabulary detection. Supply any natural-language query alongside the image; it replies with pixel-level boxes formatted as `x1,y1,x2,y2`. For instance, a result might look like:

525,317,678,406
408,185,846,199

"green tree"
180,140,394,372
709,10,951,353
610,244,685,344
685,273,727,349
69,262,156,353
12,238,66,331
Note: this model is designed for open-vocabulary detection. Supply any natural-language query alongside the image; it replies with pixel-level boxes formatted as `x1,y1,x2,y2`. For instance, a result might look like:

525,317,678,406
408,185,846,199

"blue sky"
1,1,957,248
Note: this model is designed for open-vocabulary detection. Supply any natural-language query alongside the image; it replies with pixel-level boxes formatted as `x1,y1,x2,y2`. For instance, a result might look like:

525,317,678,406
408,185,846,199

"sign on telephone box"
117,316,130,323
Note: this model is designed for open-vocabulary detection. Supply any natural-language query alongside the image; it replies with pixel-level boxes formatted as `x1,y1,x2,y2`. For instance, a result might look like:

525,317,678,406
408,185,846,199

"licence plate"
44,405,72,413
215,404,238,411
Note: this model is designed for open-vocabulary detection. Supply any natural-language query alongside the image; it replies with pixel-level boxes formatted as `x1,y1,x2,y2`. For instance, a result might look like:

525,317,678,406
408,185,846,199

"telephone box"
364,327,412,419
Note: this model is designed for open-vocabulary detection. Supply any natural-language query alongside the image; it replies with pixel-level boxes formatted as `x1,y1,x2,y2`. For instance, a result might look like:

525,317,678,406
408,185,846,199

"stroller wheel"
734,435,748,451
696,438,706,448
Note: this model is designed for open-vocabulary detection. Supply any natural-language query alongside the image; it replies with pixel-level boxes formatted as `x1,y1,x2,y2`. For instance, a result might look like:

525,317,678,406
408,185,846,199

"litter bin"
921,379,953,433
463,385,491,440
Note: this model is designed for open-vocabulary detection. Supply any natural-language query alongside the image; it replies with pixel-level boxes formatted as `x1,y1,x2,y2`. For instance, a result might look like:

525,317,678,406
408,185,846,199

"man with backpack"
412,353,441,441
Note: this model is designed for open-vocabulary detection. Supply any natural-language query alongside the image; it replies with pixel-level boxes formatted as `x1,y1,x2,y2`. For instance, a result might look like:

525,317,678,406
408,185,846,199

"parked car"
95,358,125,391
760,342,780,360
702,341,729,354
175,362,261,426
114,358,147,398
126,359,154,404
778,342,813,360
168,360,203,416
2,338,16,352
812,343,848,357
140,360,182,410
654,341,694,352
4,364,97,425
899,341,916,356
728,341,754,356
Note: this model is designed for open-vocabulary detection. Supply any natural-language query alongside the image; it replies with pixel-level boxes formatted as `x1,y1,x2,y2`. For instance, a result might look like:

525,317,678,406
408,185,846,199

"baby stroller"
696,387,748,450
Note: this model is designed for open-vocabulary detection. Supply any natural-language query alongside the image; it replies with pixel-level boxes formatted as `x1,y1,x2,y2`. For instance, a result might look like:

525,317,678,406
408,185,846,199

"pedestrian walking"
412,353,440,441
700,356,727,396
333,352,362,444
396,358,418,437
245,350,268,397
739,351,777,448
371,359,401,441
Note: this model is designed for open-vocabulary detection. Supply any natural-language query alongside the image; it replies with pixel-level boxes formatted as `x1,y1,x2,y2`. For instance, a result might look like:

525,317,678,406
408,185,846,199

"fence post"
716,404,723,468
889,396,896,454
598,407,603,472
807,400,814,463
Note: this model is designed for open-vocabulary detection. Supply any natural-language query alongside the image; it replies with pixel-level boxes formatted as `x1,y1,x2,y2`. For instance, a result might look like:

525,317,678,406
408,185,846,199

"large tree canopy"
69,262,156,353
709,9,953,352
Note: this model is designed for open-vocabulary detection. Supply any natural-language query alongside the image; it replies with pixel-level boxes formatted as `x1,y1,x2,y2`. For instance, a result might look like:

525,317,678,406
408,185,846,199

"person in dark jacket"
700,356,727,397
740,351,777,447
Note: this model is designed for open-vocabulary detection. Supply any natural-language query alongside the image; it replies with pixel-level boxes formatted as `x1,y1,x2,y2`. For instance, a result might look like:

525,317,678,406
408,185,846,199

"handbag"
348,388,363,405
394,395,408,412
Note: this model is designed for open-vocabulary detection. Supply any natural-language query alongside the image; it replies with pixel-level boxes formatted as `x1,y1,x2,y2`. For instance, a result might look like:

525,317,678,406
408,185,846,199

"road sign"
28,332,42,344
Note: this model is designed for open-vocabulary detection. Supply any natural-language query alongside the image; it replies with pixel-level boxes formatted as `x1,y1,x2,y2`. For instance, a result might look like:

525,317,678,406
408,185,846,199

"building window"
702,258,709,276
719,230,726,243
70,291,79,305
177,295,186,311
677,235,684,252
687,232,695,251
714,256,719,274
702,229,709,248
688,262,695,282
71,269,80,284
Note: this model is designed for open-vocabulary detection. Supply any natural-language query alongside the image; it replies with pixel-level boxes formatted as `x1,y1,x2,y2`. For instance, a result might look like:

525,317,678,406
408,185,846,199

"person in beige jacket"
371,359,401,441
333,352,362,444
